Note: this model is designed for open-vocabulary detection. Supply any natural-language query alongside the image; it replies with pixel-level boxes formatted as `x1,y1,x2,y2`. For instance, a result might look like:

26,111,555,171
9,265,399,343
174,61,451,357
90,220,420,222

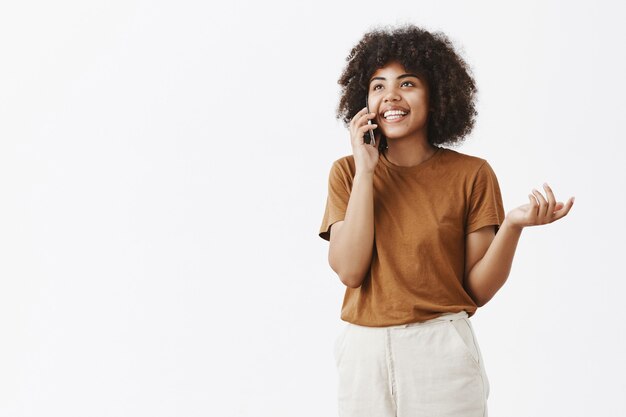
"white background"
1,0,624,416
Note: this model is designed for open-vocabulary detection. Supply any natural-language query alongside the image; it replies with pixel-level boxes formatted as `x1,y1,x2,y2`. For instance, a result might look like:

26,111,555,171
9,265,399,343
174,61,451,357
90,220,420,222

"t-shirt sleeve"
466,161,506,235
318,160,352,241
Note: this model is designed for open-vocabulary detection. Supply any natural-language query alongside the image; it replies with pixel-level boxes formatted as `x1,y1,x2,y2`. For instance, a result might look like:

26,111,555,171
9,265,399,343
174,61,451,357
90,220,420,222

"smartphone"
365,95,376,146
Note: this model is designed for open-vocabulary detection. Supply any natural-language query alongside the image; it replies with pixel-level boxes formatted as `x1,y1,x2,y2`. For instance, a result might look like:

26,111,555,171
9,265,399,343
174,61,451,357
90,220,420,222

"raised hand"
506,183,575,230
349,107,380,175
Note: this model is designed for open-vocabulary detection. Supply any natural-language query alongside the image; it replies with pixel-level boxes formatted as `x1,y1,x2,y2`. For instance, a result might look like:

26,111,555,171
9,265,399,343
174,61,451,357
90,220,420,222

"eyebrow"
369,73,420,83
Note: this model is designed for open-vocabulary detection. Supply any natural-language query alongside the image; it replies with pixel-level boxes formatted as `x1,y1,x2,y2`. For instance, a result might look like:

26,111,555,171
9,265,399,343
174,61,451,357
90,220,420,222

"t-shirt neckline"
380,146,445,172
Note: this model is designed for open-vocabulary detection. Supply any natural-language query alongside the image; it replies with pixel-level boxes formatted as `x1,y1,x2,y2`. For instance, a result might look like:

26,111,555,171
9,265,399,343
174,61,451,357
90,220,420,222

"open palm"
506,183,575,229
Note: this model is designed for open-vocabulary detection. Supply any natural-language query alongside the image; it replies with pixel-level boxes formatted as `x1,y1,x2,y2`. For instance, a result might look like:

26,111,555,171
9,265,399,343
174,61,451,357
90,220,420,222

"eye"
401,81,415,87
372,84,383,91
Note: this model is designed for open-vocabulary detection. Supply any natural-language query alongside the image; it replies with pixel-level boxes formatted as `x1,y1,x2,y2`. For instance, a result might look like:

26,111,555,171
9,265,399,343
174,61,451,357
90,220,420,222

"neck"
383,136,437,167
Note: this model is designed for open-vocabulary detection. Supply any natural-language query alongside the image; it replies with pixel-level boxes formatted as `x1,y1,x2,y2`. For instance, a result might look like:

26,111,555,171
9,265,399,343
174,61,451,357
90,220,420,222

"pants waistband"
386,311,469,329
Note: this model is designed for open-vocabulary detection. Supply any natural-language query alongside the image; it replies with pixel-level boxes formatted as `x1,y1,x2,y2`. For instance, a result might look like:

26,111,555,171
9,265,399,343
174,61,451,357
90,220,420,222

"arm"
328,172,375,288
464,222,521,307
327,107,380,288
464,183,575,307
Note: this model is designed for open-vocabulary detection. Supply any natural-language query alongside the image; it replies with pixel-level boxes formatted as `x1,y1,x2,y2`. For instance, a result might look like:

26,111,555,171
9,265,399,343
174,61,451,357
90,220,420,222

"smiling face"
367,60,430,144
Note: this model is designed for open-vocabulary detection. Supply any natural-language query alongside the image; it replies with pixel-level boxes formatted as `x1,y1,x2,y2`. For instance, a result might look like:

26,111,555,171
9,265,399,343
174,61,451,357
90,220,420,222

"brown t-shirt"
318,147,505,326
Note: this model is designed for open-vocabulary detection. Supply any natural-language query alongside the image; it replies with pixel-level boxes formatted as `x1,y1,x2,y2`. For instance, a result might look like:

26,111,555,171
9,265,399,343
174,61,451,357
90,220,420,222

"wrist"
354,171,374,180
501,217,524,233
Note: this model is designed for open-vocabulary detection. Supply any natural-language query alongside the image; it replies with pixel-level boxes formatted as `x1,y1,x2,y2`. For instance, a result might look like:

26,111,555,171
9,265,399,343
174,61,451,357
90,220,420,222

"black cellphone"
365,95,376,146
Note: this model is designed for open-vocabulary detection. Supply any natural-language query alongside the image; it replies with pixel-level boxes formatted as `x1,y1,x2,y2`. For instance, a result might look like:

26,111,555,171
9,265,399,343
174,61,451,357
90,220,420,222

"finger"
350,107,369,128
351,122,377,146
532,189,549,222
351,113,375,137
358,112,376,128
349,110,370,139
358,123,378,136
542,183,557,221
552,196,575,221
528,194,538,222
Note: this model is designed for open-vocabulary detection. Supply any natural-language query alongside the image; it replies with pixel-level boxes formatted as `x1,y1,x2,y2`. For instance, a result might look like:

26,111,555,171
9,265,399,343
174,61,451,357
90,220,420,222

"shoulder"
330,154,357,178
438,147,496,175
439,147,488,167
333,154,356,170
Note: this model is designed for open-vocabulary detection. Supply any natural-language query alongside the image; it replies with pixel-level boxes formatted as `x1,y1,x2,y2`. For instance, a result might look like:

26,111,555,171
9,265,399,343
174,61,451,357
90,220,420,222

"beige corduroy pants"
333,310,489,417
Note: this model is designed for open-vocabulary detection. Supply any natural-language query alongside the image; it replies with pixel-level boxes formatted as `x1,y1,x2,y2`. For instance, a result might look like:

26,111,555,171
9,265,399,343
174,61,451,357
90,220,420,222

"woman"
318,24,574,417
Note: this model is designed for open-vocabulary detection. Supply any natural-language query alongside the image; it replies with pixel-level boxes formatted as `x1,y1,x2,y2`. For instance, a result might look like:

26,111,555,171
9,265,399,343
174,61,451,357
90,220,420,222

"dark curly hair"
336,24,478,151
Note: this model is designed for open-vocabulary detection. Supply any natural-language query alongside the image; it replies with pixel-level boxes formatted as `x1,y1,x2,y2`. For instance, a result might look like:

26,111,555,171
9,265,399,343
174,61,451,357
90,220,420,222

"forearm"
329,172,375,287
464,218,523,306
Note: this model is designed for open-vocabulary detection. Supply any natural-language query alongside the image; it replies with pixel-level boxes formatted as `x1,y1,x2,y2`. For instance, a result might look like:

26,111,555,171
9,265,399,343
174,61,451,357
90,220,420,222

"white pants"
333,311,489,417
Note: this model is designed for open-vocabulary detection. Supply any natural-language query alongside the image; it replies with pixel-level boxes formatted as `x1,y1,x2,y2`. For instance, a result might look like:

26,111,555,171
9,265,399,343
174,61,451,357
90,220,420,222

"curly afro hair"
337,24,478,151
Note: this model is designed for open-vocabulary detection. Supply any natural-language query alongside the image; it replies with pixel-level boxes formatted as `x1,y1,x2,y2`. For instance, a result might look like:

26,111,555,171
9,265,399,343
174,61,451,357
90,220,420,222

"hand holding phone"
348,106,379,174
365,96,376,146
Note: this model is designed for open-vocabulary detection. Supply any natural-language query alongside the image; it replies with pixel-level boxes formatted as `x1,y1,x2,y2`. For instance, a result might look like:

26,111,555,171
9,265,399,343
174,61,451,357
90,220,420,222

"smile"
383,110,408,123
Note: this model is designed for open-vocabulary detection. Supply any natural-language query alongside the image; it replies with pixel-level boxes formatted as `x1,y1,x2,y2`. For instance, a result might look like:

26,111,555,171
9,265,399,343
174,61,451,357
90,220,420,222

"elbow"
465,283,487,308
340,273,363,288
332,267,364,288
329,259,361,289
328,250,368,288
474,294,492,308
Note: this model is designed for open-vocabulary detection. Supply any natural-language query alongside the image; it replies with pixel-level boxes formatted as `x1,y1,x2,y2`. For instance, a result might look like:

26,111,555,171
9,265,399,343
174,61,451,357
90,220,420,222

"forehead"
370,60,407,78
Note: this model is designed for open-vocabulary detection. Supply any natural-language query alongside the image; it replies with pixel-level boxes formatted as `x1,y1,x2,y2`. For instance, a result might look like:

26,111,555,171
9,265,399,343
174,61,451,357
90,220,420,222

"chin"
382,132,408,141
383,127,427,141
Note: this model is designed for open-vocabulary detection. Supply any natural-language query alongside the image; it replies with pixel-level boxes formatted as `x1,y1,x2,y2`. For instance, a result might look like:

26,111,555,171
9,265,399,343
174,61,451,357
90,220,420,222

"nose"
383,86,401,102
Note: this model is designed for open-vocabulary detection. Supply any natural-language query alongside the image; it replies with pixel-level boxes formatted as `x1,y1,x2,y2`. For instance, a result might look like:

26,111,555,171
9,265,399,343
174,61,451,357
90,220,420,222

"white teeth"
384,110,407,119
